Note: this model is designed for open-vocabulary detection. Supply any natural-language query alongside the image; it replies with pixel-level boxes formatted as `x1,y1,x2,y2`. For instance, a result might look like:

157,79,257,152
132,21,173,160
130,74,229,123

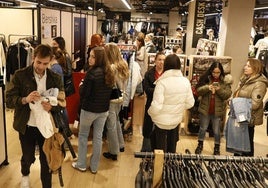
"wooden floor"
1,95,268,188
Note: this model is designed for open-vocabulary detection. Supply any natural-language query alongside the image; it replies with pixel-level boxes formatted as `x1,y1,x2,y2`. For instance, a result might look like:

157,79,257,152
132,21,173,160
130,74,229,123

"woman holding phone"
194,62,233,155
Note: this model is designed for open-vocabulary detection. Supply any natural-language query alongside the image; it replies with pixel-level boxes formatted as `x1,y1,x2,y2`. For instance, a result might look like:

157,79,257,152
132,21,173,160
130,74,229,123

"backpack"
43,130,66,186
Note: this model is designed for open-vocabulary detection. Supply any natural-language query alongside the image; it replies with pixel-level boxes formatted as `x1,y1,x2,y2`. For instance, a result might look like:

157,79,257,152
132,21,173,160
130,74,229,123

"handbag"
64,75,75,97
51,109,73,137
110,84,122,100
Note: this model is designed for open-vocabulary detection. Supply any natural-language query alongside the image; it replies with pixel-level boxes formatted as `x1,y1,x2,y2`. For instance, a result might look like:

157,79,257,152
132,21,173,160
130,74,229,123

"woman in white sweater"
148,54,195,153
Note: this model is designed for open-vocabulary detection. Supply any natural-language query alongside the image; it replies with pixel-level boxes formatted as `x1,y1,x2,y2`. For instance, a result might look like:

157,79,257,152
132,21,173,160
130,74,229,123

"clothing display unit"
184,55,232,135
0,83,8,167
135,150,268,188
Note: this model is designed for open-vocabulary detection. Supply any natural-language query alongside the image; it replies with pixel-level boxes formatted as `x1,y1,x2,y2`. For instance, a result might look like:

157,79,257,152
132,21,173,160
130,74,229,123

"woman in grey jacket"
232,58,268,156
195,62,232,155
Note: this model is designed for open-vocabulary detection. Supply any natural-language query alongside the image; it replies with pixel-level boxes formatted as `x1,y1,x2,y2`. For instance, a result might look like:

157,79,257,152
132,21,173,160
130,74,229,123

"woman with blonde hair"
103,43,129,160
232,58,268,156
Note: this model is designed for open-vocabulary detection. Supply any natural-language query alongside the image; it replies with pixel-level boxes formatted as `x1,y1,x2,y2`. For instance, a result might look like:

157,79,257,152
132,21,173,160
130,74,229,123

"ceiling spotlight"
98,8,105,13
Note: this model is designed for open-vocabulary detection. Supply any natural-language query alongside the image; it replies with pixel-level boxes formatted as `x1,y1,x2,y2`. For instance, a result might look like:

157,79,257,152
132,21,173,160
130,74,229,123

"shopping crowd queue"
5,31,268,187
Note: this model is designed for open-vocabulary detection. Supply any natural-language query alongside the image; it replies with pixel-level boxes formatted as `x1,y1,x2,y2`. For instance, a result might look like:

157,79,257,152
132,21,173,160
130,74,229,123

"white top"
255,37,268,58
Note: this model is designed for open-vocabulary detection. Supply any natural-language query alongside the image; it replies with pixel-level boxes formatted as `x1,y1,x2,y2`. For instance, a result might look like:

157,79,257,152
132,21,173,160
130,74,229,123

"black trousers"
151,125,179,153
19,126,52,188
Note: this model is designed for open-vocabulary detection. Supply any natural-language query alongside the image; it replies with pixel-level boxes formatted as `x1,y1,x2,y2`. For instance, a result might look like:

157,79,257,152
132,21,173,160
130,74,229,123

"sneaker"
103,152,117,161
21,175,30,188
120,147,125,152
89,166,97,174
71,162,86,172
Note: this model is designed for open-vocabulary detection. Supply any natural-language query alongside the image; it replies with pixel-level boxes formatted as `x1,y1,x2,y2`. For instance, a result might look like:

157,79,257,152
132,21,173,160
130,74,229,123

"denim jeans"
198,113,221,144
76,109,109,172
19,126,52,188
106,103,125,154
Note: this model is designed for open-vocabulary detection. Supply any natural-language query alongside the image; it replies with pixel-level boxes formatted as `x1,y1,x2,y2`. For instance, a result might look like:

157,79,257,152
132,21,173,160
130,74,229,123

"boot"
213,144,220,155
195,141,203,154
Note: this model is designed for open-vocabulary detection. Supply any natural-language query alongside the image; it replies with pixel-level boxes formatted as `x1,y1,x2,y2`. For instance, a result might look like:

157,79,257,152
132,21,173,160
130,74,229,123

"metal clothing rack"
134,150,268,187
117,44,136,52
8,34,37,69
0,34,5,41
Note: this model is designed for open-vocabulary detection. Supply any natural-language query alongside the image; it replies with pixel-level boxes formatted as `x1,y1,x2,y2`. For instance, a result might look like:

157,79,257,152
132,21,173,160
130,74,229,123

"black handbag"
51,109,73,137
110,84,122,100
64,75,75,97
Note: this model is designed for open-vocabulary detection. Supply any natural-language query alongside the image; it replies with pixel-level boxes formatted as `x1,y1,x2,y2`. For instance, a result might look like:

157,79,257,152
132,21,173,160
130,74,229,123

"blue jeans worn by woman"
198,113,221,144
76,109,109,172
106,103,125,154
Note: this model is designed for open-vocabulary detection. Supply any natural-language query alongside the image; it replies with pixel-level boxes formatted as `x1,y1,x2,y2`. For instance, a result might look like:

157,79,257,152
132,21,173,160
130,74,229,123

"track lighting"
121,0,131,10
47,0,75,7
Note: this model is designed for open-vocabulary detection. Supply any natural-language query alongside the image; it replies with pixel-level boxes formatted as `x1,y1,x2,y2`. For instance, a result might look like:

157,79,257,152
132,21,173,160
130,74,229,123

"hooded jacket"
234,74,268,125
197,74,233,117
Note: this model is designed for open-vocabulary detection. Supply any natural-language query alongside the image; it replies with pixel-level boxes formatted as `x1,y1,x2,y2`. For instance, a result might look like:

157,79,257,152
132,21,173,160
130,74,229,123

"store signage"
192,1,206,48
41,13,58,24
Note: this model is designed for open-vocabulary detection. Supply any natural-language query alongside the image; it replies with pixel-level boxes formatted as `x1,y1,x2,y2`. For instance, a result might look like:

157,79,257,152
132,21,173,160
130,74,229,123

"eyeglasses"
212,71,221,74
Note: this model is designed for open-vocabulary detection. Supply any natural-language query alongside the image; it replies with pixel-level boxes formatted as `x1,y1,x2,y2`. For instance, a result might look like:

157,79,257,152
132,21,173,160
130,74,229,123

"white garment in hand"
29,88,59,138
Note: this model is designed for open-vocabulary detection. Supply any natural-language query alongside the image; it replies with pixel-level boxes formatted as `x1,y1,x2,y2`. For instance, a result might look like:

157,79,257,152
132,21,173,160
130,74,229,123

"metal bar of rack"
134,151,268,162
0,34,5,41
8,34,37,69
135,150,268,187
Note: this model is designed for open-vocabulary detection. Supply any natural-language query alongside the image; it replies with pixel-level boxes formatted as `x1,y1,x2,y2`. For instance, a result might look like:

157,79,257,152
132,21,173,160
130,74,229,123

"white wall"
61,11,72,56
0,8,35,45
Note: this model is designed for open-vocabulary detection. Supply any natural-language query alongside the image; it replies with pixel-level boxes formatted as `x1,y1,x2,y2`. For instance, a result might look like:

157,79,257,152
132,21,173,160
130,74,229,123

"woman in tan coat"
233,58,268,156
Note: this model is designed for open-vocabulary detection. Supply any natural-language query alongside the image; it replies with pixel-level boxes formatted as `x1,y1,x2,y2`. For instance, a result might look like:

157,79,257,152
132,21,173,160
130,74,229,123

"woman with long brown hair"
72,46,114,174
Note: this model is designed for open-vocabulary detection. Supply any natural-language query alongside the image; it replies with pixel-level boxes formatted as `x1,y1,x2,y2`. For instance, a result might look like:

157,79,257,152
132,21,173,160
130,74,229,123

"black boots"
213,144,220,155
195,141,220,155
195,141,203,154
103,152,117,161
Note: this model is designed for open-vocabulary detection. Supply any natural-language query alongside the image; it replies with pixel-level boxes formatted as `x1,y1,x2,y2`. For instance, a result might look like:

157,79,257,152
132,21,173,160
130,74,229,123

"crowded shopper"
6,44,65,188
232,58,268,156
52,36,74,97
135,35,148,79
72,46,114,174
148,54,195,153
194,62,233,155
102,43,129,160
141,52,165,152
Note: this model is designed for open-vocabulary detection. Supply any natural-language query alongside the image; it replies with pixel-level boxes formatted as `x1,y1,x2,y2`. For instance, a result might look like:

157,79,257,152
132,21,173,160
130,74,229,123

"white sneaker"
20,175,30,188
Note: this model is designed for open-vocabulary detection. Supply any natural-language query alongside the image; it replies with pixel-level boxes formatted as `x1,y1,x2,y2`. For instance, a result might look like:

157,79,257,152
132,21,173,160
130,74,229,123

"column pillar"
217,0,255,88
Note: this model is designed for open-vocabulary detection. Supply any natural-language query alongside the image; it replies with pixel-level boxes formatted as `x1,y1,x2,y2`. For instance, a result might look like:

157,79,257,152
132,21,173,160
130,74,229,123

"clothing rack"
8,34,37,69
117,44,136,52
134,150,268,187
0,34,5,41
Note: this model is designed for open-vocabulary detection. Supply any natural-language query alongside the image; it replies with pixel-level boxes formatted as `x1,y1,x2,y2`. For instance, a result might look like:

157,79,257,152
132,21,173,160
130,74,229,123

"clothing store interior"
1,0,268,187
